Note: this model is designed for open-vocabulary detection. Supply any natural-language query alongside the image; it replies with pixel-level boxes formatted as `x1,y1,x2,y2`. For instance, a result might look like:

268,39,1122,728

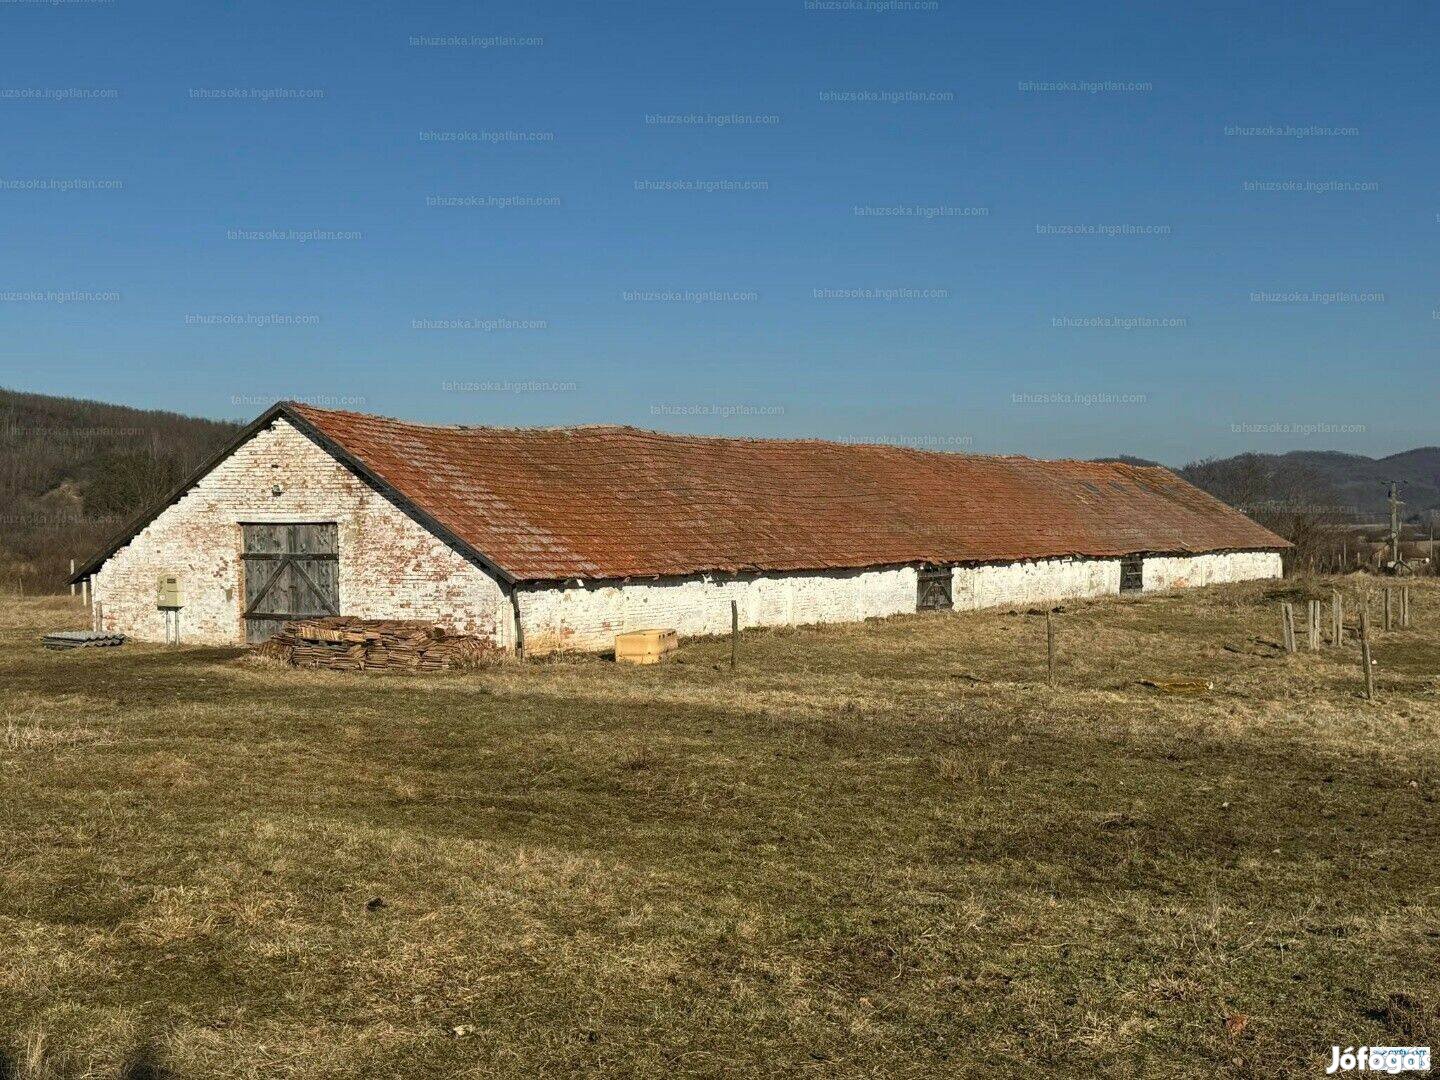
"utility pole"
1387,481,1404,570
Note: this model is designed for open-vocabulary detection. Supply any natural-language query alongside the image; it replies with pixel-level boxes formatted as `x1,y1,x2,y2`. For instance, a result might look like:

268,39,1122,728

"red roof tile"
285,403,1288,582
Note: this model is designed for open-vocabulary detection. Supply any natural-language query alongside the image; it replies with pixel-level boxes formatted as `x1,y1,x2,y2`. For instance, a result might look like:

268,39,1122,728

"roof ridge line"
280,400,1174,470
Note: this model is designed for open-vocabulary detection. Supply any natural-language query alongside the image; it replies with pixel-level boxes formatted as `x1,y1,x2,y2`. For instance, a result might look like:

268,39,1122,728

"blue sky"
1,0,1434,464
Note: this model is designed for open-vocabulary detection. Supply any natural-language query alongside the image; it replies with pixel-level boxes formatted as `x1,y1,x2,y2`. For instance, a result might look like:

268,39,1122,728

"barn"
70,401,1289,652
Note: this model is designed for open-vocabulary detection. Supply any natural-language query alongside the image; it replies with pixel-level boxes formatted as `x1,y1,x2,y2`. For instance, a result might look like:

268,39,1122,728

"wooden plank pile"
254,617,496,672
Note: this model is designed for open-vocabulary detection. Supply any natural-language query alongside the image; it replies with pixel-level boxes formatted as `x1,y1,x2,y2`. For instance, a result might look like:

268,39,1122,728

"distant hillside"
0,389,240,590
1179,448,1440,523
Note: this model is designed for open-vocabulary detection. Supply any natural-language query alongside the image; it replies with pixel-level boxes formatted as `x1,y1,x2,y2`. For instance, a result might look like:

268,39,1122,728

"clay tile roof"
282,402,1289,582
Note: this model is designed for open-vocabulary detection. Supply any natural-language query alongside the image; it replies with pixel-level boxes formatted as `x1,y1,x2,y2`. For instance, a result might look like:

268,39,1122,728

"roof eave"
509,542,1293,585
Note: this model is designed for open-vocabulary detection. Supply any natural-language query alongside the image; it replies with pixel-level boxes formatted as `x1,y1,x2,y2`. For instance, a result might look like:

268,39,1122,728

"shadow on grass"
120,1043,176,1080
0,644,249,704
0,1035,174,1078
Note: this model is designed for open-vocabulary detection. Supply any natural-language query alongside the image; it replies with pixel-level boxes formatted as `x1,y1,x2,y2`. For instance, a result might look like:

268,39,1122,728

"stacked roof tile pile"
254,617,496,672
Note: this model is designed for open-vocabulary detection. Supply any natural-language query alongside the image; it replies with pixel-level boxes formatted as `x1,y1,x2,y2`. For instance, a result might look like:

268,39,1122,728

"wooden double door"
241,523,339,642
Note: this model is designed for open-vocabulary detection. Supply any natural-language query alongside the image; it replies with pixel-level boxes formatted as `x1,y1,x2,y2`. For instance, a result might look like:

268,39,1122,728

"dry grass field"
1,578,1437,1078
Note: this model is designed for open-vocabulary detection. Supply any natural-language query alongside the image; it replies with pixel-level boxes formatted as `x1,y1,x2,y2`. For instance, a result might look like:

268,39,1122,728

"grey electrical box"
157,575,183,608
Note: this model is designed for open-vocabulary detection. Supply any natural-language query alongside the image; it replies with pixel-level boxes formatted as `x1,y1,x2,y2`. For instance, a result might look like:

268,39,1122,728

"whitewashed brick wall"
947,551,1282,614
515,566,918,653
514,550,1282,653
952,557,1123,610
92,419,509,645
1142,550,1283,592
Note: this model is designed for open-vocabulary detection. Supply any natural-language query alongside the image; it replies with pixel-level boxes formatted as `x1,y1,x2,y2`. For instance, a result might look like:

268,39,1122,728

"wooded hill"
1264,448,1440,522
0,388,240,589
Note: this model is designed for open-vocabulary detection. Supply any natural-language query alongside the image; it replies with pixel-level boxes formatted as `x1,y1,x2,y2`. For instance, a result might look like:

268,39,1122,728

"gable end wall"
91,419,509,645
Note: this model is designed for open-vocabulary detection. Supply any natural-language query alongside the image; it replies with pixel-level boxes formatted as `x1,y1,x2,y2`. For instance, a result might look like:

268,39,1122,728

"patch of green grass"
1,578,1437,1077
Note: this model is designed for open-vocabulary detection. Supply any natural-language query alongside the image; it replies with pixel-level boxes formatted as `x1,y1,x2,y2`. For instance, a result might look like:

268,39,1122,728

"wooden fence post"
69,559,76,598
1360,608,1375,702
730,600,738,672
1332,590,1343,646
1401,586,1411,629
1308,599,1321,651
1046,609,1056,688
1384,587,1393,632
1281,602,1296,653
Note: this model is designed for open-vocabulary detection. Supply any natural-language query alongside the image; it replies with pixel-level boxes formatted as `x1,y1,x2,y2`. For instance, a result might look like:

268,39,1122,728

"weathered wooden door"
241,523,339,642
916,566,953,611
1120,554,1144,594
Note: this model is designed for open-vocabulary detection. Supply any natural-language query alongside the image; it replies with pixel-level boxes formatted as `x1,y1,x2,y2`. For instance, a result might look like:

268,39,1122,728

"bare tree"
1180,454,1351,573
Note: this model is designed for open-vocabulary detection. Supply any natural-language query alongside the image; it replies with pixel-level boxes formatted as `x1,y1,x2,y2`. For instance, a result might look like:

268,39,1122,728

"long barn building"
72,402,1288,651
